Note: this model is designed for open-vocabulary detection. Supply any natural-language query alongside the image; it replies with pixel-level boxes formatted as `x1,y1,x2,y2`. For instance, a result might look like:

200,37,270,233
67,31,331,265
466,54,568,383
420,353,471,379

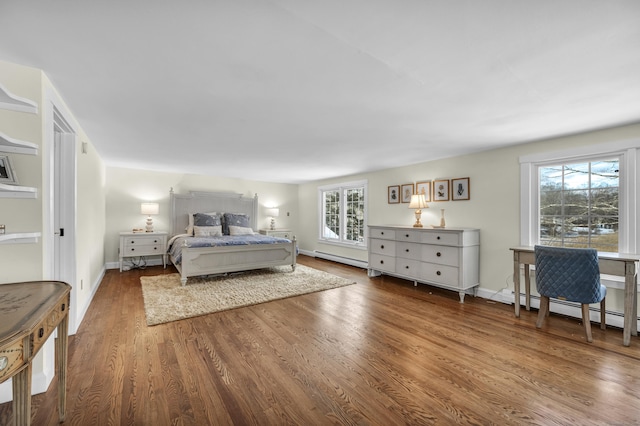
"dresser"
368,226,480,302
0,281,71,425
119,231,168,272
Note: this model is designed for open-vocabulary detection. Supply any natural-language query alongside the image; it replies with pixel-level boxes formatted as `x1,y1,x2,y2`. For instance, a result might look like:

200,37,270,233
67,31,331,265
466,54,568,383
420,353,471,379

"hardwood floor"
2,255,640,425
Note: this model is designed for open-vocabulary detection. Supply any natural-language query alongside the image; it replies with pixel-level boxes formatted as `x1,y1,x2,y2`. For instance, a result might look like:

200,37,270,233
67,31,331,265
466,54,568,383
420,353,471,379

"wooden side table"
0,281,71,425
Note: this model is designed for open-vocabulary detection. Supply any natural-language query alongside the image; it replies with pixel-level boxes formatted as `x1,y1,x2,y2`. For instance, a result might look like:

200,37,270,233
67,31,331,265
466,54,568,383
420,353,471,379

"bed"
168,189,297,286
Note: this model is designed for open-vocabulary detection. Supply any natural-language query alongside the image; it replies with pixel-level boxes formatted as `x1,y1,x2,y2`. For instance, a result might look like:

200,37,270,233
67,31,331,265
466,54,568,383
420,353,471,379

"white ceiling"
1,1,639,183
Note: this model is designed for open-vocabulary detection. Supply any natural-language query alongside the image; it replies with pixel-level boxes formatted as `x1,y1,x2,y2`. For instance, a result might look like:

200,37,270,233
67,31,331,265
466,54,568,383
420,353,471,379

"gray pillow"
194,212,222,227
223,213,250,235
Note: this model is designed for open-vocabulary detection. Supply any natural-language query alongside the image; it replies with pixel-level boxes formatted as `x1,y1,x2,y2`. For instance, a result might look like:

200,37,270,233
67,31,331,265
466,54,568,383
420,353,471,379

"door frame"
43,92,78,333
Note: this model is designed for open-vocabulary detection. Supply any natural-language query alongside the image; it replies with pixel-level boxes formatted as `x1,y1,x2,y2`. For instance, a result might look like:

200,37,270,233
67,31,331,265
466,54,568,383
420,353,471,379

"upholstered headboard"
169,189,259,236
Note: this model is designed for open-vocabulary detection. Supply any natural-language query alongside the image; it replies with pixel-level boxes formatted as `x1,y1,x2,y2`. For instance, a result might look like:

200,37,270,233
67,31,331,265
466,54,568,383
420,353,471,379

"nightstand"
119,231,168,272
259,229,292,239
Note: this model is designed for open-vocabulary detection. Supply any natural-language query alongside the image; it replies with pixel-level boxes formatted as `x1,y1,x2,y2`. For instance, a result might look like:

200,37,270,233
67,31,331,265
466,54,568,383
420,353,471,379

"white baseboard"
300,249,368,269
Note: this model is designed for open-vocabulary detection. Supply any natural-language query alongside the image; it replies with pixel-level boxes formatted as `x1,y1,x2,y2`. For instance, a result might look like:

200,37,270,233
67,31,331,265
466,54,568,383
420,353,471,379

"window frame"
519,139,640,288
318,179,368,249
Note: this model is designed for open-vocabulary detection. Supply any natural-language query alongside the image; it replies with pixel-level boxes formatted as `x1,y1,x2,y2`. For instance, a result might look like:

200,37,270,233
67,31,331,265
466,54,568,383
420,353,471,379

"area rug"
140,265,356,326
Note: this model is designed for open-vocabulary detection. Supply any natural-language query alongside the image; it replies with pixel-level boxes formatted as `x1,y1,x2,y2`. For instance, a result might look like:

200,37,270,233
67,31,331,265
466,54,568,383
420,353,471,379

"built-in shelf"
0,183,37,199
0,131,38,155
0,232,41,244
0,82,38,114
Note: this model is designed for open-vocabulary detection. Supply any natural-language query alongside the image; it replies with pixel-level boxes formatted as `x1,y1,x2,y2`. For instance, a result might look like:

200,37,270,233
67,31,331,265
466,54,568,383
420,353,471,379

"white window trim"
519,139,640,290
318,179,368,249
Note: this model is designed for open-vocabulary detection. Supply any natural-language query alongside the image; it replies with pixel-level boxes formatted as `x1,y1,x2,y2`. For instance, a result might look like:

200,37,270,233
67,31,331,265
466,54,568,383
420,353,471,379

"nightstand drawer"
123,243,163,256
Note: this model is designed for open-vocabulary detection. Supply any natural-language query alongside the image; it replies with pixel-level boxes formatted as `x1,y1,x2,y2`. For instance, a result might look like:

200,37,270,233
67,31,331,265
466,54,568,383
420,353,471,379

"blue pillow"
223,213,250,235
194,212,222,227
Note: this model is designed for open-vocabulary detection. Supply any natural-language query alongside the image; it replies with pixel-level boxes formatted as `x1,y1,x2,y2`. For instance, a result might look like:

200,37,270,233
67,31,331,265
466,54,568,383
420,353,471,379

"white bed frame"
169,189,297,286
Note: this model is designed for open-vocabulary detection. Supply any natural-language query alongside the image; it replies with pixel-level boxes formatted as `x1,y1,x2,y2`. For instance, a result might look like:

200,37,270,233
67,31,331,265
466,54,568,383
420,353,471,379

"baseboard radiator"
312,250,368,269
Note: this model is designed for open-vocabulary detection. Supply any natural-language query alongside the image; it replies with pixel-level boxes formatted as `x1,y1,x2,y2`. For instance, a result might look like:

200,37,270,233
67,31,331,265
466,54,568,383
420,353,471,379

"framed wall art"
415,181,431,202
452,177,470,200
433,179,450,201
388,185,400,204
400,183,414,203
0,155,18,185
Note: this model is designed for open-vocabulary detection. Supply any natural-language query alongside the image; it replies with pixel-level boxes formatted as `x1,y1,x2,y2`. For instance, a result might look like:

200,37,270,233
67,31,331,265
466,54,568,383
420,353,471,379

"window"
539,158,619,251
319,180,367,247
520,140,640,256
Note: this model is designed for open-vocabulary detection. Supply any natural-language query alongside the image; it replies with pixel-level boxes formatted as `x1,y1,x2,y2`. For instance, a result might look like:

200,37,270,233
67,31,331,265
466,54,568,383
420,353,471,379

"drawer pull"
130,248,136,252
405,234,409,238
437,236,441,240
381,232,384,235
380,245,384,249
405,249,410,252
380,260,384,264
154,247,158,251
436,271,442,276
130,240,136,244
405,265,409,269
39,328,44,338
437,252,441,257
154,239,159,243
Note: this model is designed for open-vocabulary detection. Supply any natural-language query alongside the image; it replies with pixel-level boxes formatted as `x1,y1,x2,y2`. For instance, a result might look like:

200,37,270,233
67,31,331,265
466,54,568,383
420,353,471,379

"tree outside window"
539,159,619,252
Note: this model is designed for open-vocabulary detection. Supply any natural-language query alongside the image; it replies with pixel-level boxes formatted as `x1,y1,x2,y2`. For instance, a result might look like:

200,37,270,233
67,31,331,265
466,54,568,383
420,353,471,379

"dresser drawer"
396,258,420,277
421,263,459,286
0,337,24,382
422,245,459,267
370,228,396,240
396,230,421,243
369,253,396,273
396,242,422,261
421,232,461,246
370,239,396,256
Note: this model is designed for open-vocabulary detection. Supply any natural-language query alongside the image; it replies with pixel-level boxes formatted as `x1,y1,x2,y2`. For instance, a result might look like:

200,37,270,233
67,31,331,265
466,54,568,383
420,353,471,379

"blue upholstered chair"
534,245,606,343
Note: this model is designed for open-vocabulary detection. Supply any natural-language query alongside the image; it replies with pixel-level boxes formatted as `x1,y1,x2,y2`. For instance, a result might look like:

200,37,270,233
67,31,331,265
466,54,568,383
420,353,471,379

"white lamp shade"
408,194,428,209
141,203,159,215
266,208,280,217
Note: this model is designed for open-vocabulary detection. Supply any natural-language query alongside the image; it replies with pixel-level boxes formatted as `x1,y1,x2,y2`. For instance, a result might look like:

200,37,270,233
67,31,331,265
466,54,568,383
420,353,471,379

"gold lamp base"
413,209,424,228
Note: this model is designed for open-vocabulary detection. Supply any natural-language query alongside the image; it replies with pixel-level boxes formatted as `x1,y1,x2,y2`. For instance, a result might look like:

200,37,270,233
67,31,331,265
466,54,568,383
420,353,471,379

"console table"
0,281,71,425
510,247,639,346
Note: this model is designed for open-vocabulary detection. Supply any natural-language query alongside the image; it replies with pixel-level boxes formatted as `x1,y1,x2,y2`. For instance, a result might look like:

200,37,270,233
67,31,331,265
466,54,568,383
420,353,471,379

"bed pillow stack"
193,212,223,237
223,213,253,235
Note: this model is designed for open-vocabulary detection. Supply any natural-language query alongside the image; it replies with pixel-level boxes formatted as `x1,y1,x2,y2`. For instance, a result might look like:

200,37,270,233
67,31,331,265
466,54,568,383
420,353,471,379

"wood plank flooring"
2,255,640,425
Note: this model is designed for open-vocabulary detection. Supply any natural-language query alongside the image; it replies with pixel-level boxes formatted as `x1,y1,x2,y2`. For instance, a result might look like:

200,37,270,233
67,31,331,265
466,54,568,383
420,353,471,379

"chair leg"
536,296,550,329
600,298,606,330
581,304,593,343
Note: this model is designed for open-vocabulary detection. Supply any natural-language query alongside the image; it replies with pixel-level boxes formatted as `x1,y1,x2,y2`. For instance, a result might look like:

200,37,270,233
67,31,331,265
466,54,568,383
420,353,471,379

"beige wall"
0,61,106,402
0,61,45,282
104,167,299,264
298,123,640,314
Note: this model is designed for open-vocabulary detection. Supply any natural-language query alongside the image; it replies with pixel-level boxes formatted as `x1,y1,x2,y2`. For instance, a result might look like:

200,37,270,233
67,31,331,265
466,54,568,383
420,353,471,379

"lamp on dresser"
266,208,280,230
140,202,159,232
408,193,428,228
